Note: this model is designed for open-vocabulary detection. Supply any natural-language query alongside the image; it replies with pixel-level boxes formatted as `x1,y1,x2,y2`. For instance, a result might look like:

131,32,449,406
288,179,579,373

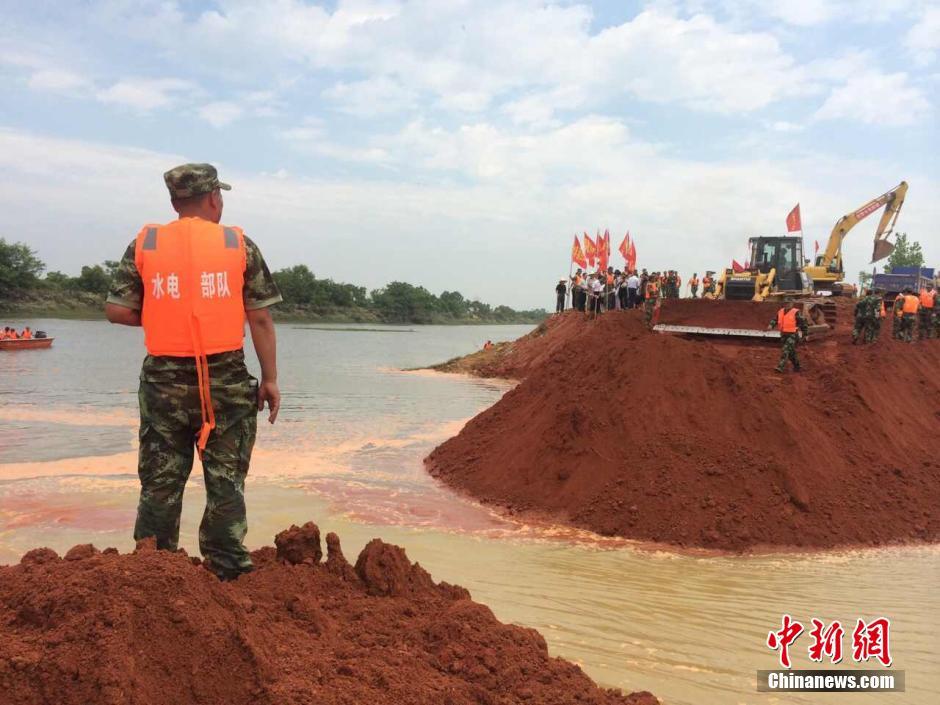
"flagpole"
566,256,574,310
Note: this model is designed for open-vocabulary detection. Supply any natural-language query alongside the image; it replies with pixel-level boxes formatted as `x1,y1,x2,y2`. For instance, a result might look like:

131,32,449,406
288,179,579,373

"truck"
871,267,934,304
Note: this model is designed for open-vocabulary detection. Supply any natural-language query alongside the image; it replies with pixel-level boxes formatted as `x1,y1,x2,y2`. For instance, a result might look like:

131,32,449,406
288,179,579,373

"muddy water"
1,319,938,705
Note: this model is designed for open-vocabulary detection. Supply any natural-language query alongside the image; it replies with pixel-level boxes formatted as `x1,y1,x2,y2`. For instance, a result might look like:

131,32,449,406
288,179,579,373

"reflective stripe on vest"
919,290,935,308
902,295,920,314
135,218,247,357
777,308,799,333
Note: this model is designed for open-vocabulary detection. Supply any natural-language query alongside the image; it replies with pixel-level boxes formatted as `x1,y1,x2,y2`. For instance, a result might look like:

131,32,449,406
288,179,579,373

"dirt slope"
426,308,940,551
0,524,658,705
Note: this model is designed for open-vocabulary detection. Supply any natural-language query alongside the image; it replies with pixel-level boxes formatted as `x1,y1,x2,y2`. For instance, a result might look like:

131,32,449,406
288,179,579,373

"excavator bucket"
871,238,895,263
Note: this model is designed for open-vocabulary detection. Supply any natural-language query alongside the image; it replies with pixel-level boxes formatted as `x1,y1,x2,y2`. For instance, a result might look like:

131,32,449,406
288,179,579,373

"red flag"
571,235,587,269
627,239,637,271
618,232,629,261
814,240,820,255
732,259,745,273
598,231,609,272
583,233,597,267
786,203,802,233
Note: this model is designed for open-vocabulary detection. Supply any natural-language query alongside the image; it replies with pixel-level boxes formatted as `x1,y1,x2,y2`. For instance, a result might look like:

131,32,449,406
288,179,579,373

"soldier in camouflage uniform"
918,284,936,340
105,163,282,580
644,273,660,328
851,289,878,344
769,301,809,372
871,290,886,341
891,294,904,339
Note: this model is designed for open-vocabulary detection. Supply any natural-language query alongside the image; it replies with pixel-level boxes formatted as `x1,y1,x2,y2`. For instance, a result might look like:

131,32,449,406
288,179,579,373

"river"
1,319,937,704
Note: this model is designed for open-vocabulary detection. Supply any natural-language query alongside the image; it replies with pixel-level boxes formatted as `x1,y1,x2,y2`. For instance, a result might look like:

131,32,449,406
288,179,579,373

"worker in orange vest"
105,163,282,581
769,301,808,372
917,284,935,340
688,273,699,298
19,327,32,339
898,288,920,343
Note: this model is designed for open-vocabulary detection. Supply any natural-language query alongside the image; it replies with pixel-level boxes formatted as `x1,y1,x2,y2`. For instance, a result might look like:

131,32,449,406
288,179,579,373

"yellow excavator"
804,181,908,294
706,181,909,301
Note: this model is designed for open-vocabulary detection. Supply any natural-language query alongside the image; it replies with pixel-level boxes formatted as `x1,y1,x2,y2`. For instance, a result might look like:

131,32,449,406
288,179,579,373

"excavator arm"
819,181,908,269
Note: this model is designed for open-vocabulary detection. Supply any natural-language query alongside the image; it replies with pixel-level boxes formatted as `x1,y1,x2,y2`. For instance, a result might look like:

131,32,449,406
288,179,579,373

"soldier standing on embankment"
898,288,920,343
918,284,935,340
643,274,660,328
105,163,282,580
769,301,808,373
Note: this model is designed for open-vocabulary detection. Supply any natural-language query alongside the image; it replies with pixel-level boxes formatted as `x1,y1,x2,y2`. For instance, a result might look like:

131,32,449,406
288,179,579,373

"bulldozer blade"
871,239,895,263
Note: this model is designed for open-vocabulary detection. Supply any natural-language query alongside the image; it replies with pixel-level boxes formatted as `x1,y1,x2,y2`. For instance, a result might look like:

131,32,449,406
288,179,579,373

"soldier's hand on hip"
258,380,281,424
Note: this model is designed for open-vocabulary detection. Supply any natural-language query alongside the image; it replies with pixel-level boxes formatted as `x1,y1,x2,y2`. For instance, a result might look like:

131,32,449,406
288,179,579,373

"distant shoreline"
0,299,545,327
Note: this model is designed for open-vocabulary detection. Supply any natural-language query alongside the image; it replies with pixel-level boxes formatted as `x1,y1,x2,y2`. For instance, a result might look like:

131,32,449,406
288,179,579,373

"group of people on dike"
853,284,938,344
0,326,33,339
556,268,718,325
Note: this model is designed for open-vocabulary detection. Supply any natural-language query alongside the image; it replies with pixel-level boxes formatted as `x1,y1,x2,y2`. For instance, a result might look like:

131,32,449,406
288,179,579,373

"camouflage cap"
163,163,231,199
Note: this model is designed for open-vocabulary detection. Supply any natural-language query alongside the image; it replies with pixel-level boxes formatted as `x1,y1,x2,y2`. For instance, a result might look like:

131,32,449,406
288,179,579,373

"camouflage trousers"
899,313,916,342
776,334,801,371
918,309,935,339
690,286,698,299
852,316,877,344
644,299,657,327
135,376,258,578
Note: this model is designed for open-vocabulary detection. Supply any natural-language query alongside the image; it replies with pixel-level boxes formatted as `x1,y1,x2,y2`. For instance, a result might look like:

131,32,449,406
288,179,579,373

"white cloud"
905,6,940,66
815,71,930,126
198,101,244,128
26,69,90,94
4,125,936,309
323,76,417,116
96,78,195,112
105,2,812,117
702,0,920,27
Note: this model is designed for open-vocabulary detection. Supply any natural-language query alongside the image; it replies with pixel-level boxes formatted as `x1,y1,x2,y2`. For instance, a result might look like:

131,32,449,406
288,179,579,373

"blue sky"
1,0,937,308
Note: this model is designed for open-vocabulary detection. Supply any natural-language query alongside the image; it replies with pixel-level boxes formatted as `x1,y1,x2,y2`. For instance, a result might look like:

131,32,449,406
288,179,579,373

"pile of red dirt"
0,524,658,705
426,309,940,551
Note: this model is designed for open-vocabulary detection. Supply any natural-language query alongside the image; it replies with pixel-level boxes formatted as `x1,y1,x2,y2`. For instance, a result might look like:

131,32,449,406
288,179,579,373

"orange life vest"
703,276,713,287
902,294,920,314
20,330,32,339
918,290,935,309
134,217,247,450
690,277,699,287
646,282,659,297
777,308,799,333
606,274,614,286
880,301,886,318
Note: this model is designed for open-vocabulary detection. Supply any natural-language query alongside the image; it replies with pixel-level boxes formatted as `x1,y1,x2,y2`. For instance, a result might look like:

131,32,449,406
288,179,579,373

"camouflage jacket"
106,228,282,385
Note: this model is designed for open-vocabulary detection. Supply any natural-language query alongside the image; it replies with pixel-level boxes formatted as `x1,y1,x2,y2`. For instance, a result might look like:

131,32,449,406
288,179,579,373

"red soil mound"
426,309,940,551
0,523,658,705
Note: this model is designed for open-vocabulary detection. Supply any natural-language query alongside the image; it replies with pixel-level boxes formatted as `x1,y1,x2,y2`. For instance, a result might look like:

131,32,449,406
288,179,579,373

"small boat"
0,337,54,351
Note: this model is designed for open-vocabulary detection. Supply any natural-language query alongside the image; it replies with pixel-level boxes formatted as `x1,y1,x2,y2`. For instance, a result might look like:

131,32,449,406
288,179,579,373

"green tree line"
0,238,546,324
